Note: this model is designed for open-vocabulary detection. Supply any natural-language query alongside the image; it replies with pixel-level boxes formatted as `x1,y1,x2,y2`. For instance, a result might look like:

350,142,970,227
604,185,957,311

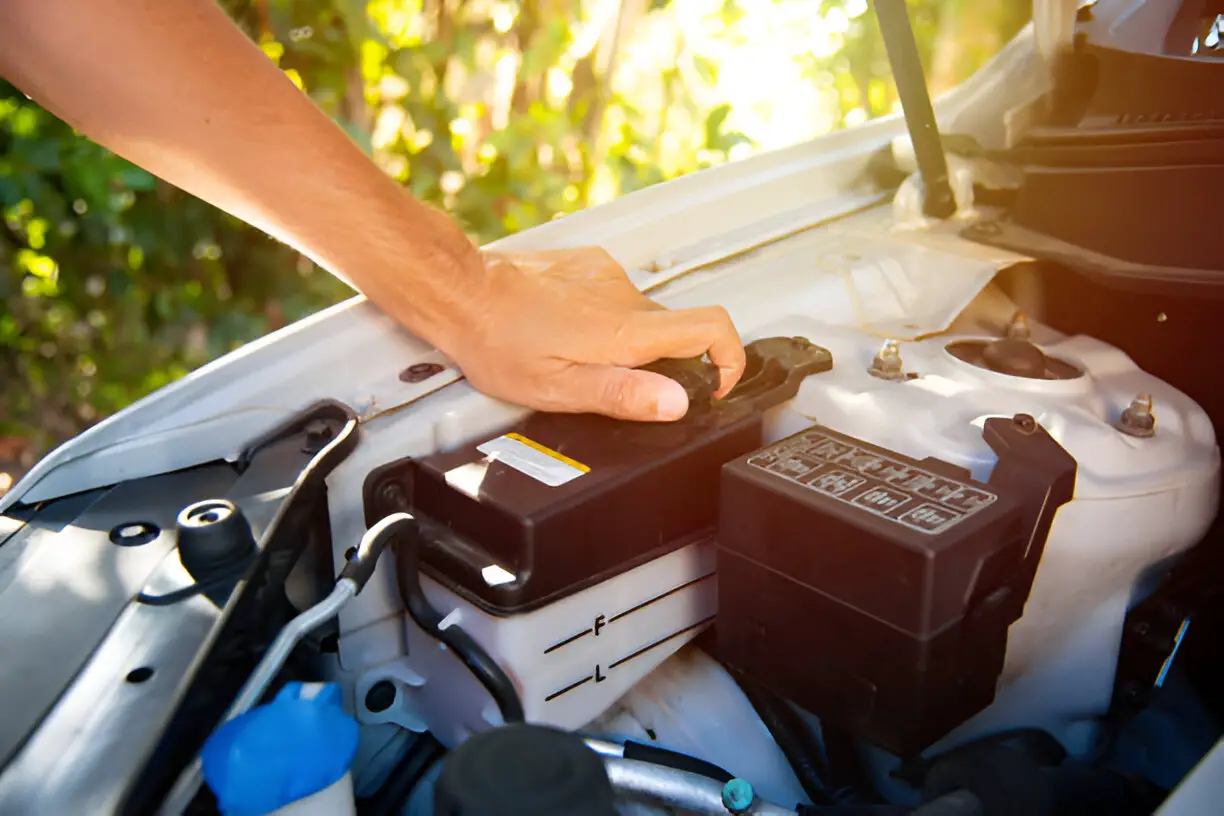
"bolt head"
1006,311,1032,341
1117,394,1156,437
400,362,446,384
722,779,754,813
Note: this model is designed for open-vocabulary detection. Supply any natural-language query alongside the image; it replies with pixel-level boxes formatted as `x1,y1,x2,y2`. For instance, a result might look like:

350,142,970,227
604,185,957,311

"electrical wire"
735,675,836,806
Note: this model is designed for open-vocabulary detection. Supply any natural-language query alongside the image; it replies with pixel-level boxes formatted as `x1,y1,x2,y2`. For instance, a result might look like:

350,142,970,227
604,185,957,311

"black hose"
736,676,836,806
356,733,446,816
823,722,880,803
621,740,734,783
390,516,526,724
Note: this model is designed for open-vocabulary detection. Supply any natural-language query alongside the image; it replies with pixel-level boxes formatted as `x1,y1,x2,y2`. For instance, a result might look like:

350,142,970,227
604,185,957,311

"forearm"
0,0,480,341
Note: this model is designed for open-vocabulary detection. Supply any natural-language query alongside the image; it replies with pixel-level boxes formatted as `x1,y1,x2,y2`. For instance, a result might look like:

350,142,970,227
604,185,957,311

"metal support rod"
874,0,957,219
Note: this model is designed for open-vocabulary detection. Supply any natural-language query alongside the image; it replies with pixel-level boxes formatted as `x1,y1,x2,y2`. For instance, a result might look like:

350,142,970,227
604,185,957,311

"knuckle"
702,305,735,331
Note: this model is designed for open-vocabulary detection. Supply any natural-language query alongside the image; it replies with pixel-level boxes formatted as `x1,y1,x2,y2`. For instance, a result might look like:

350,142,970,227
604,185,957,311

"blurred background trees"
0,0,1029,488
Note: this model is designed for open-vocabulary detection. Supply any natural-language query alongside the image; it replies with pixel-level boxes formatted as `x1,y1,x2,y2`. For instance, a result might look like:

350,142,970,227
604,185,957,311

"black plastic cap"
175,499,256,579
433,724,617,816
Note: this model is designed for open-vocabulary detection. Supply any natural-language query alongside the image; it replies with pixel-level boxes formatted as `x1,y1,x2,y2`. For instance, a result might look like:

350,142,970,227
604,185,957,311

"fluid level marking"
608,615,715,669
609,572,716,623
544,616,715,704
544,674,594,702
540,573,715,656
543,627,592,655
748,429,997,536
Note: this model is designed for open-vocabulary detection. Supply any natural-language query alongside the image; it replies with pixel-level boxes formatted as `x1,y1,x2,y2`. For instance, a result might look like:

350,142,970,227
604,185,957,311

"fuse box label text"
747,429,997,535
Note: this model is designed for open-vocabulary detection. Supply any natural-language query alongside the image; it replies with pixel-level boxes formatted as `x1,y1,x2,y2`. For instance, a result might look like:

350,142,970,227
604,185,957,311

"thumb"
560,365,691,422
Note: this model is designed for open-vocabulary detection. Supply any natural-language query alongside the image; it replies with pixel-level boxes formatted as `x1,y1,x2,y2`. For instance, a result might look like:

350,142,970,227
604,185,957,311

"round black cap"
982,337,1048,379
175,498,256,579
433,724,617,816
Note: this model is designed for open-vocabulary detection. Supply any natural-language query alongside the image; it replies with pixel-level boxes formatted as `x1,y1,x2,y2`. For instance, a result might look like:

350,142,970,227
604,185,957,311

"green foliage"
0,0,1030,468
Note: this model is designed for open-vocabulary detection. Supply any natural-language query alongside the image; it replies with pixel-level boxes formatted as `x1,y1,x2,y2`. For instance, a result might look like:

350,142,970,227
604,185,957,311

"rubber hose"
391,519,525,723
737,677,835,805
621,741,734,783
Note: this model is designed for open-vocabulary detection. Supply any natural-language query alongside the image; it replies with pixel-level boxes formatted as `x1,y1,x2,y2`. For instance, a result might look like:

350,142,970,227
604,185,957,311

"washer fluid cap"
200,682,359,816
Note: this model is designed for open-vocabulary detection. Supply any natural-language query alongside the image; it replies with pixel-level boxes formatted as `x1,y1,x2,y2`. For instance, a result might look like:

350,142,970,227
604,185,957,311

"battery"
387,337,836,616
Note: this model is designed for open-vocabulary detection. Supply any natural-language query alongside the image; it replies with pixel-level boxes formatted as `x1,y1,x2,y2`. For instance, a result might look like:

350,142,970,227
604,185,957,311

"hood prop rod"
874,0,957,219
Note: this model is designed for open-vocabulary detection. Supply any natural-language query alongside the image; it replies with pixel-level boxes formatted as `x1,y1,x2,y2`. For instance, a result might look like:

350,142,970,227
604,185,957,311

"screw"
302,419,337,453
1117,394,1156,438
974,220,1002,237
304,419,334,442
400,362,445,384
1013,414,1037,433
378,480,409,513
721,779,755,813
869,340,906,381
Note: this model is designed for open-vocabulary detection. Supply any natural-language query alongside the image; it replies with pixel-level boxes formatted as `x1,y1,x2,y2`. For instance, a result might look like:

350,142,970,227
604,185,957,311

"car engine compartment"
2,2,1224,815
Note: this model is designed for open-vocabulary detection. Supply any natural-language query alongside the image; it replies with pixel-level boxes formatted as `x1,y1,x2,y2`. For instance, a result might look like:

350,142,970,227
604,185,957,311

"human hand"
434,247,745,422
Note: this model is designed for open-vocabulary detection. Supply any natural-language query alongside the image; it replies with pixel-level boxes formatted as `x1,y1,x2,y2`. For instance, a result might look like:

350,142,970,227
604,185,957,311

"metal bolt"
1117,394,1156,438
1013,413,1037,434
400,362,445,384
302,419,337,454
869,340,906,381
378,480,409,513
721,778,755,813
1006,311,1032,341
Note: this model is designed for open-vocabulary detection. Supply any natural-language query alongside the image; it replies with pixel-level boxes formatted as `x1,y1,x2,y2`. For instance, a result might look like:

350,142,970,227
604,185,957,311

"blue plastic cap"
201,682,360,815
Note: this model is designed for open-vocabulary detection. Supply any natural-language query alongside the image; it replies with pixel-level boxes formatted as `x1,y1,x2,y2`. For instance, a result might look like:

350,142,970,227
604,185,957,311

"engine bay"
3,2,1224,814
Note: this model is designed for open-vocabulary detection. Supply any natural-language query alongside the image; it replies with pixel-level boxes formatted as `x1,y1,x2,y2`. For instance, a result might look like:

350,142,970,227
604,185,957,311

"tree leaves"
0,0,1030,467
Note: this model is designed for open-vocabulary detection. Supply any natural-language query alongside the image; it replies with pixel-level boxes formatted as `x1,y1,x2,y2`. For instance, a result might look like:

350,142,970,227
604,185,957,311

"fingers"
558,365,691,422
623,306,747,397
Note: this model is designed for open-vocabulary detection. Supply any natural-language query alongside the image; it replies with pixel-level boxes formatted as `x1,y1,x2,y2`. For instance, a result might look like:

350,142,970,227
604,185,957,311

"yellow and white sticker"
476,432,590,487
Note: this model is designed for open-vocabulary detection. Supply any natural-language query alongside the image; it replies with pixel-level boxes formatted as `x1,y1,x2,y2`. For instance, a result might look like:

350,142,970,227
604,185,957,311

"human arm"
0,0,745,421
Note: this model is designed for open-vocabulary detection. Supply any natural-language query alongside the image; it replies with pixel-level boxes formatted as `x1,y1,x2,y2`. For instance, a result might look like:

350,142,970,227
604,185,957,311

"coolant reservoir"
353,338,834,748
755,318,1220,755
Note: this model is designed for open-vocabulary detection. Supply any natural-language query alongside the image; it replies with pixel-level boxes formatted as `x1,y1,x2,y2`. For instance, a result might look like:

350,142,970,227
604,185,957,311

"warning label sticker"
747,429,997,535
477,432,590,487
